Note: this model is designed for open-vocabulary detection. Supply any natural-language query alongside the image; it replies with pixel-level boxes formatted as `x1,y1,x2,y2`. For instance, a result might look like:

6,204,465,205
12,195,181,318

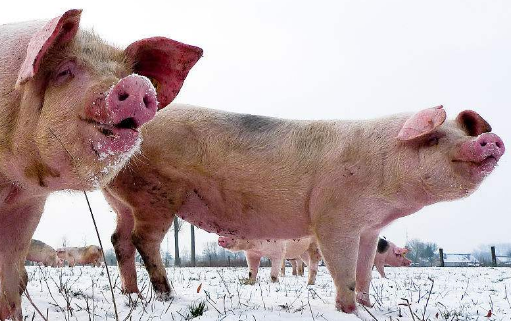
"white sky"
2,0,510,255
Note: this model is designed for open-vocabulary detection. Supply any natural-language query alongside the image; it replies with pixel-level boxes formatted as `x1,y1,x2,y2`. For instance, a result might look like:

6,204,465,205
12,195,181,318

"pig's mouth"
81,116,142,155
452,155,499,178
96,117,140,137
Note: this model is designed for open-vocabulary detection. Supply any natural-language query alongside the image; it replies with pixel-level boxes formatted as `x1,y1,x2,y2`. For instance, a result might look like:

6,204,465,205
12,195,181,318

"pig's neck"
333,116,433,224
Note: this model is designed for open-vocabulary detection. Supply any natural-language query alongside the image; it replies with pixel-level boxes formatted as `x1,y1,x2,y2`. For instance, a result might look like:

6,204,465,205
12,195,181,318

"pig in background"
281,257,307,277
218,236,321,285
56,246,103,267
373,238,411,278
0,9,202,320
25,239,62,267
103,104,504,315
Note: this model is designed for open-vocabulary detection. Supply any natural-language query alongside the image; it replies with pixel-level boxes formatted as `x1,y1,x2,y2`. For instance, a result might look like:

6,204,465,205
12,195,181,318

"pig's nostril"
480,141,487,147
118,92,129,101
496,141,502,148
143,95,151,108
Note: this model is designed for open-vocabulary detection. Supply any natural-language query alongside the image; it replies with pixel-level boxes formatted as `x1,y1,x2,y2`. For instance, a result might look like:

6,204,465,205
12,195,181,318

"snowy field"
22,266,511,321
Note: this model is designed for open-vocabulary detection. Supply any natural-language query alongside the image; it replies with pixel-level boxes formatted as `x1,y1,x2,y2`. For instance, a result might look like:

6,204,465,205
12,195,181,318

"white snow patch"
21,266,511,320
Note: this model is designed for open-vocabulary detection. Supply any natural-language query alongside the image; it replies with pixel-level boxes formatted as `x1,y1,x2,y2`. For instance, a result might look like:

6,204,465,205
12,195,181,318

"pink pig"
0,10,201,320
373,238,411,278
103,104,504,315
57,245,103,267
25,240,62,268
218,236,321,285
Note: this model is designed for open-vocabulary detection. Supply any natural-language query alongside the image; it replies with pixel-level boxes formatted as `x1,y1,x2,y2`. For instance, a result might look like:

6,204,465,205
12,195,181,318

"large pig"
25,240,62,267
373,238,411,278
217,236,321,285
0,10,202,320
56,245,103,267
103,104,504,314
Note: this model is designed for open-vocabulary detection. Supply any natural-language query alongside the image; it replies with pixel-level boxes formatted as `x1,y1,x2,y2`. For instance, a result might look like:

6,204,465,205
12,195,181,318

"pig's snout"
218,237,232,249
107,74,158,128
476,133,505,161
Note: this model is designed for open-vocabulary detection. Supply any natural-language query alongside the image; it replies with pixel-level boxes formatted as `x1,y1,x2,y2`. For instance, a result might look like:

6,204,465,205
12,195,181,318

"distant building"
443,253,480,267
496,256,511,267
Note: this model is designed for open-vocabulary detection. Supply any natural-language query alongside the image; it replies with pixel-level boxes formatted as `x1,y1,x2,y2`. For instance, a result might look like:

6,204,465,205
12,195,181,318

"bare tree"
406,239,438,266
61,236,68,248
173,216,184,266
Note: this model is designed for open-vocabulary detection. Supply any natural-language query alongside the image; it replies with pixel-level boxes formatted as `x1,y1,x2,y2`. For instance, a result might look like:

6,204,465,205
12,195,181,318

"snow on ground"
22,266,511,320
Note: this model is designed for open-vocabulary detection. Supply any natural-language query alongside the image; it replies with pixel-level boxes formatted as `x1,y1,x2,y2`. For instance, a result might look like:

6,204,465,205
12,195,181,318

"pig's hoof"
155,291,173,302
307,280,316,285
124,293,142,307
0,301,19,321
356,292,372,307
271,276,279,283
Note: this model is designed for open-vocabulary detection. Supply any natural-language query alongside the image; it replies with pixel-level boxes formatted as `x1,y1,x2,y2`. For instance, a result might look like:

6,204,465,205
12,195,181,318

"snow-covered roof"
496,256,511,263
443,253,479,263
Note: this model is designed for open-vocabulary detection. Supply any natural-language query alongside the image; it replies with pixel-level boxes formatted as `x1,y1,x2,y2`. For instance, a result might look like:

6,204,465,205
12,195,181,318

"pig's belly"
176,190,310,239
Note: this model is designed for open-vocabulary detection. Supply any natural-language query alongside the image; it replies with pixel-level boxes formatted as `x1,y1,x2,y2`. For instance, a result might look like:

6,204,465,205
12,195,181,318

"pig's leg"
297,259,304,276
355,230,379,307
104,190,139,293
375,264,385,279
0,202,44,321
315,223,360,313
290,260,298,275
269,253,285,283
280,260,286,276
305,245,321,285
131,211,173,299
246,252,261,285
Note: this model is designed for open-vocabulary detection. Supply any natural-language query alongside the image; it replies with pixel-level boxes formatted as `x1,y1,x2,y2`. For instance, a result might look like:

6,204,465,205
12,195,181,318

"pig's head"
388,247,412,267
218,237,248,252
9,9,202,190
396,106,505,202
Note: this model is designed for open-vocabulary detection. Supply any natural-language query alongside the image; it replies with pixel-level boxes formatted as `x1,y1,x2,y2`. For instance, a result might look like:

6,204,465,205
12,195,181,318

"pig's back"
138,105,342,238
27,239,56,260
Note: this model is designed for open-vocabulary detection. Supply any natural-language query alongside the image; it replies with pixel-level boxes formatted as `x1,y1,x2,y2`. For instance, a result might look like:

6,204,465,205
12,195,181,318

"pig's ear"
397,105,447,141
16,9,82,87
394,248,408,255
125,37,203,109
456,110,492,137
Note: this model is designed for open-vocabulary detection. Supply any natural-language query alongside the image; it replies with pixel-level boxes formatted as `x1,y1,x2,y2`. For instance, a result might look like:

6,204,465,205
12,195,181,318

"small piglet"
217,236,321,285
57,245,103,267
374,238,411,278
0,10,201,320
103,104,504,315
26,240,62,267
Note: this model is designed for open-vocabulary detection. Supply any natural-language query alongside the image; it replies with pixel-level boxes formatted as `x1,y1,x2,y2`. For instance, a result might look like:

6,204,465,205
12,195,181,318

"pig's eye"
52,61,76,85
427,136,440,147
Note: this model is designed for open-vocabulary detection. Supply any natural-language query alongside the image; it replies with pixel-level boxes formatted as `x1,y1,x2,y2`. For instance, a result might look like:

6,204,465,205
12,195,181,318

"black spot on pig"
377,238,389,254
237,114,280,132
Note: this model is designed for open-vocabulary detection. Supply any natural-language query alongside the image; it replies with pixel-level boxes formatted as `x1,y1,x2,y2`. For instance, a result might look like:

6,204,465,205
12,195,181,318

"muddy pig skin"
103,104,504,314
25,240,62,267
218,236,321,285
56,246,103,267
373,238,411,278
0,10,202,320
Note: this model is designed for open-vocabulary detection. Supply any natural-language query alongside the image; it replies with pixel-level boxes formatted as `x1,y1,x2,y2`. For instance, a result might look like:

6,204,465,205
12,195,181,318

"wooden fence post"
491,246,497,267
439,248,445,267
